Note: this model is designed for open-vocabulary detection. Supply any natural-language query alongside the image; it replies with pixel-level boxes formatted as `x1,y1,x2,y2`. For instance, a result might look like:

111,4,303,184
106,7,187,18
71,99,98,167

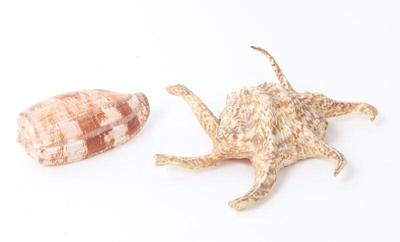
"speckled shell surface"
154,46,378,210
18,89,149,165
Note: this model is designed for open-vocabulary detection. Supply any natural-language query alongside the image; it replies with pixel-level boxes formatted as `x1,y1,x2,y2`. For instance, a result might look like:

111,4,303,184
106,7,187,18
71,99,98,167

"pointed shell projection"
17,89,150,165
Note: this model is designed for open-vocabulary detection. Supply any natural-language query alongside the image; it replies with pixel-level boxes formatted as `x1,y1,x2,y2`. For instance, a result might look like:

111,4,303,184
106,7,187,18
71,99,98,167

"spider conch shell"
154,46,378,210
17,89,150,165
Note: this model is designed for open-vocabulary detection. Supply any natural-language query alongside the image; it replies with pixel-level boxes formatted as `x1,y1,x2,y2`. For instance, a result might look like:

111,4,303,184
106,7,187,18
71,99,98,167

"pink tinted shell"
17,89,149,165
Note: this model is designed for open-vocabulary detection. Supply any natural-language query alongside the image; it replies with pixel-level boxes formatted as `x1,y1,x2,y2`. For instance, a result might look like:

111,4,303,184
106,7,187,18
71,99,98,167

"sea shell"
154,46,377,210
17,89,150,165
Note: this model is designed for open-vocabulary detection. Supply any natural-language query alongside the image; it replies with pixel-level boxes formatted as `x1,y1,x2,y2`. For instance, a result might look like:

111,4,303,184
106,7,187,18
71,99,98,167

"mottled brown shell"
154,46,377,210
17,89,150,165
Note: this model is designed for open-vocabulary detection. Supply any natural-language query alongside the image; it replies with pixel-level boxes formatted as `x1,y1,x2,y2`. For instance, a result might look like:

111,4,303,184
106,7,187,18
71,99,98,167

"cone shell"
17,89,150,165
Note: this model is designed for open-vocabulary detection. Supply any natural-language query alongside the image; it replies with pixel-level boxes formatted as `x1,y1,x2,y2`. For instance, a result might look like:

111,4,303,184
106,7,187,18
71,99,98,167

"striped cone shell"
17,89,150,165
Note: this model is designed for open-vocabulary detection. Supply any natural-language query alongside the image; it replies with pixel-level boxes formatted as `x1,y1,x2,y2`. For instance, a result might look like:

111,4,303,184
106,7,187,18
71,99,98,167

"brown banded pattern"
17,89,150,165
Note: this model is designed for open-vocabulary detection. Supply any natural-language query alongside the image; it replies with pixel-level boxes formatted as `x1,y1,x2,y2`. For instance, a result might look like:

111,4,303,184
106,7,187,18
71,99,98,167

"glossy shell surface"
18,89,149,165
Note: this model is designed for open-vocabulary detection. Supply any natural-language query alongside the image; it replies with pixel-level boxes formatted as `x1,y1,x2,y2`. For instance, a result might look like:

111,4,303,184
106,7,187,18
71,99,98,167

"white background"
0,0,399,241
